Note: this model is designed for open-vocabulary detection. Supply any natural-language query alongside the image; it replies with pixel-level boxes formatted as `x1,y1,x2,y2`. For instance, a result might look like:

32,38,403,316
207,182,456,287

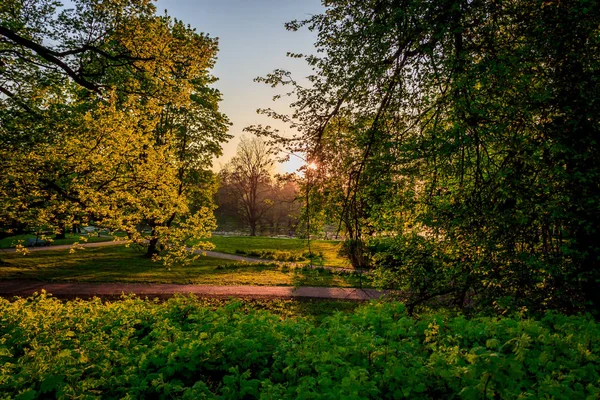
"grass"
0,245,368,287
0,232,114,249
204,235,350,268
1,233,350,268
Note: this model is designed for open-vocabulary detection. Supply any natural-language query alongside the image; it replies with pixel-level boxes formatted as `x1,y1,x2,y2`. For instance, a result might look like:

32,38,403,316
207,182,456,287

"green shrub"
367,234,589,315
1,293,598,399
237,249,305,262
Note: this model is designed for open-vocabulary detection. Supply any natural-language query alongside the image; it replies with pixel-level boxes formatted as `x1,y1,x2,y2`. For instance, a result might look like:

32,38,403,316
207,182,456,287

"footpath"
0,281,386,301
1,240,270,263
0,241,384,301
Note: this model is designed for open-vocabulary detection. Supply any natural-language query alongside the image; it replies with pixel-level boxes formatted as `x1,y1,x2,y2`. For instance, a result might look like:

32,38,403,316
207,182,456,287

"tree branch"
0,26,101,93
0,84,40,118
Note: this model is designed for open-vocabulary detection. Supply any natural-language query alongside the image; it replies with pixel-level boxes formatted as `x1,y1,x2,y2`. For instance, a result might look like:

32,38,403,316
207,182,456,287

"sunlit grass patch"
0,245,365,287
203,235,350,268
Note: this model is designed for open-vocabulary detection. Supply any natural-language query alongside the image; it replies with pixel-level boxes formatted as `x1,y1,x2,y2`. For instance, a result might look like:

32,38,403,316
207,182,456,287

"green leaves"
0,295,598,398
0,0,231,267
255,0,600,313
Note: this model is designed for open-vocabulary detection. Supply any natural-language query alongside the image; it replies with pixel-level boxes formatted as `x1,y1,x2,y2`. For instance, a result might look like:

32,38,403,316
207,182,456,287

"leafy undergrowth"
235,248,307,262
1,294,598,399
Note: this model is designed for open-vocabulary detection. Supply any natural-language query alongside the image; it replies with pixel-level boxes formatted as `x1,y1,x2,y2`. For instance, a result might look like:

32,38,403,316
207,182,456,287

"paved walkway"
0,240,121,253
0,280,387,301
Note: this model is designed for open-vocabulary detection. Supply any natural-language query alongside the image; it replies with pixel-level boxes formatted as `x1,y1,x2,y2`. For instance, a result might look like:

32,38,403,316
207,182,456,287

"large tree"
0,0,230,264
251,0,600,314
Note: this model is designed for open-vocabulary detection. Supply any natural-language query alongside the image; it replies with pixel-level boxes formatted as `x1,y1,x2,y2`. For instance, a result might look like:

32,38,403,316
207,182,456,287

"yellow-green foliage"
0,0,230,266
1,295,598,399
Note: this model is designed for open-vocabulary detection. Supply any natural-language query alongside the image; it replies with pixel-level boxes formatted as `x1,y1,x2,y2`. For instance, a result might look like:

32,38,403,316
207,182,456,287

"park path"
0,280,387,301
1,240,276,263
1,240,363,273
0,241,379,301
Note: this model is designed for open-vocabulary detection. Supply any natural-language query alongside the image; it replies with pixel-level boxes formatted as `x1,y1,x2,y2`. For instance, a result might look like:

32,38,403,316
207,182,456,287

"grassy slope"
206,235,349,268
0,245,364,287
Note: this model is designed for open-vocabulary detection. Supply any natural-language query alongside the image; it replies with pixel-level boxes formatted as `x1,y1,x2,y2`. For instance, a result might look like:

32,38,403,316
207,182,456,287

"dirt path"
0,280,387,301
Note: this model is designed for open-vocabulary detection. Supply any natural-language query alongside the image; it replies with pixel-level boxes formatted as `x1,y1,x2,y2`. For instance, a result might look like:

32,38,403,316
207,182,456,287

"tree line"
215,137,301,237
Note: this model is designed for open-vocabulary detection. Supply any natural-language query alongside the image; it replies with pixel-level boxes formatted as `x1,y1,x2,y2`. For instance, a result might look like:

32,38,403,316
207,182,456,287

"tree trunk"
146,225,160,258
146,237,160,258
55,223,66,240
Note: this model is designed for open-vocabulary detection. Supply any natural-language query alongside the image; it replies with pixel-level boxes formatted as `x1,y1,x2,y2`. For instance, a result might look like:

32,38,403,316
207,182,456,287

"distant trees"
252,0,600,314
216,137,300,236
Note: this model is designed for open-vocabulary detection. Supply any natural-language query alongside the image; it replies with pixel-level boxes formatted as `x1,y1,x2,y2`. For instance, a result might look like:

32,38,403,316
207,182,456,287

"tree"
0,0,230,264
267,179,301,236
218,137,276,236
251,0,600,314
215,176,300,236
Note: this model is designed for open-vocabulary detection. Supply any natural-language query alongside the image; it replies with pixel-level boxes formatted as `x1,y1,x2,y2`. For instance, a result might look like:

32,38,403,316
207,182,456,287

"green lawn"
0,245,366,287
205,235,350,268
0,232,114,249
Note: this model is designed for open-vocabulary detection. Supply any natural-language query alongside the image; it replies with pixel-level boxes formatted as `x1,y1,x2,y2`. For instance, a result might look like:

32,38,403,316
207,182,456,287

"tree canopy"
251,0,600,314
0,0,230,264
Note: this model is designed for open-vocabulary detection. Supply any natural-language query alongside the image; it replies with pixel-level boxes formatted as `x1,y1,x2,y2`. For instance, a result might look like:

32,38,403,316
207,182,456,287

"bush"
367,234,591,315
1,293,598,399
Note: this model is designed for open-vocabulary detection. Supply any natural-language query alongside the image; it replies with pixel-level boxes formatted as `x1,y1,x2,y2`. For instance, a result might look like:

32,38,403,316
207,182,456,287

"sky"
154,0,325,173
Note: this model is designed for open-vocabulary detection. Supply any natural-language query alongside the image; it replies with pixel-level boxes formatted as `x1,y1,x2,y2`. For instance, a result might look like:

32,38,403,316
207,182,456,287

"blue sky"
155,0,324,172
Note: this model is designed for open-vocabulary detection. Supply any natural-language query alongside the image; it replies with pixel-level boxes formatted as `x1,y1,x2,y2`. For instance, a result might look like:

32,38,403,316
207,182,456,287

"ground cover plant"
0,245,363,287
0,294,598,399
205,236,348,268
